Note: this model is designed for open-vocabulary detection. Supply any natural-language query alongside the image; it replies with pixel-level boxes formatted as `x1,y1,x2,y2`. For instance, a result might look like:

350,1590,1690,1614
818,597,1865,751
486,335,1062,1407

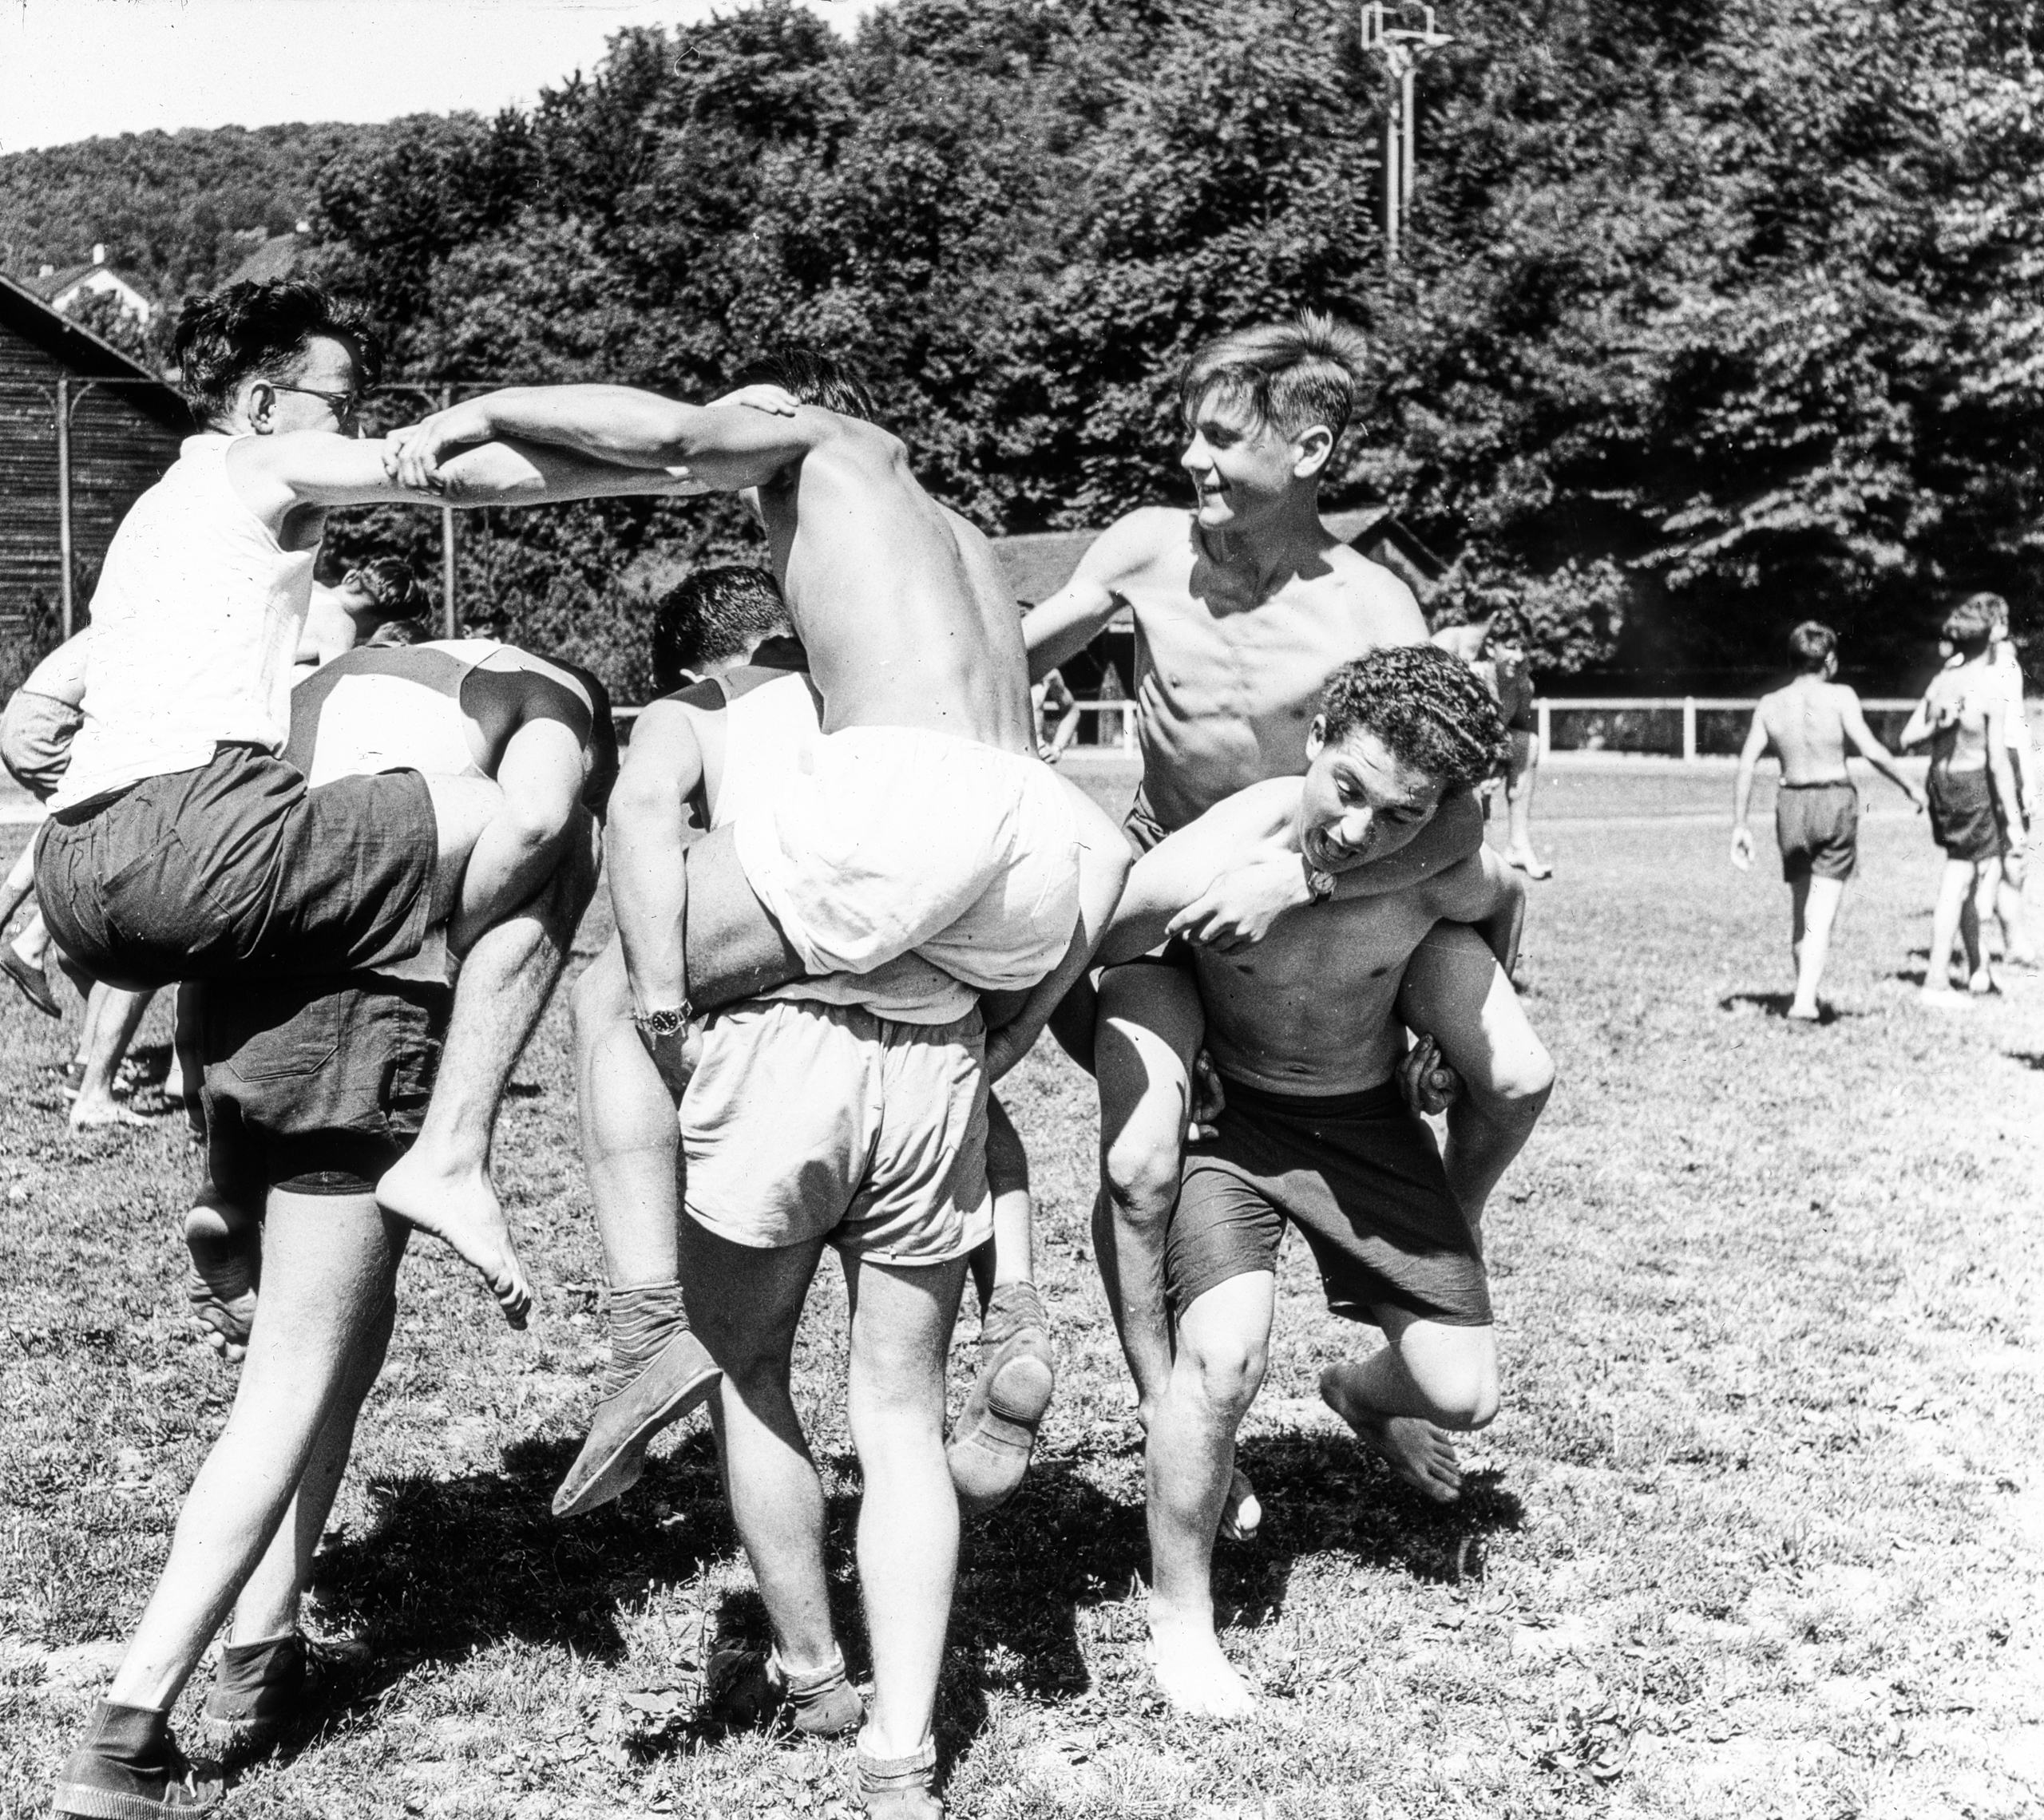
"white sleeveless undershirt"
712,672,973,1025
299,640,501,787
53,434,317,810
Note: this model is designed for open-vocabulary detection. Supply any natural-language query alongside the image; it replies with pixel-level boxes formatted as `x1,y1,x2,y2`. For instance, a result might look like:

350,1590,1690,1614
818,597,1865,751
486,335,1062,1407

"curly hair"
1318,645,1511,791
173,279,382,426
1178,310,1371,443
346,556,422,619
731,343,880,422
1942,595,1998,655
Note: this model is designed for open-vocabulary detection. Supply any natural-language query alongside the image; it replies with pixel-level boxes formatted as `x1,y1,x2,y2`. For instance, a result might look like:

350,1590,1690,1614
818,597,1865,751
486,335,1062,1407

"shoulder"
1075,507,1190,584
1317,544,1427,643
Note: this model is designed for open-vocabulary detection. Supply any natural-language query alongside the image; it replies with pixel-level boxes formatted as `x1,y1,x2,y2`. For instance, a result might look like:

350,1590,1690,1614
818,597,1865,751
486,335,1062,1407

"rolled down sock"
599,1280,690,1399
81,1700,172,1772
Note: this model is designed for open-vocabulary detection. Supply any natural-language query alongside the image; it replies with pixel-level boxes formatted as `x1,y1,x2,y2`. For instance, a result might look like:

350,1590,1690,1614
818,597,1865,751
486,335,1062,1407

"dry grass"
2,762,2042,1820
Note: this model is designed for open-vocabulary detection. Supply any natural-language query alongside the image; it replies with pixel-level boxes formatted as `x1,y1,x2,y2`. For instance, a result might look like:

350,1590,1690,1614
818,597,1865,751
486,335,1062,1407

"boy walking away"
1981,595,2040,971
1902,597,2030,1005
1731,622,1925,1021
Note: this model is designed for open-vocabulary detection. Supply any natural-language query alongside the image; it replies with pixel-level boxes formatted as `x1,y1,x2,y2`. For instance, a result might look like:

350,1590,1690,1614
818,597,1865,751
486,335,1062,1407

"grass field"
2,764,2042,1820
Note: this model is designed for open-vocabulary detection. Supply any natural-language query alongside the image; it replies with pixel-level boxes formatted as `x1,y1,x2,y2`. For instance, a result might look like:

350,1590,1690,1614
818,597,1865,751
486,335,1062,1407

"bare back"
1056,508,1428,829
1757,677,1855,785
755,417,1034,753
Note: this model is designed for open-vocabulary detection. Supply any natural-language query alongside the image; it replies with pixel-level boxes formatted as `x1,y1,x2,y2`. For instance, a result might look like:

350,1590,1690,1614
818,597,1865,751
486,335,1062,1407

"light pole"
1362,3,1455,266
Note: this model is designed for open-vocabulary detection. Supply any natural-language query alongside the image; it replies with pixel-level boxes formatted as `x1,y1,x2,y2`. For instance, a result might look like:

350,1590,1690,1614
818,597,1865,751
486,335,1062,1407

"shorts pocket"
212,987,347,1084
101,824,239,965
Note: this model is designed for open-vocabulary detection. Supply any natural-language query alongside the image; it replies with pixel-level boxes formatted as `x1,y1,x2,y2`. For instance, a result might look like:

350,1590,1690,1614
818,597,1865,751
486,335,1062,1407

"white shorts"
682,997,993,1266
731,726,1083,995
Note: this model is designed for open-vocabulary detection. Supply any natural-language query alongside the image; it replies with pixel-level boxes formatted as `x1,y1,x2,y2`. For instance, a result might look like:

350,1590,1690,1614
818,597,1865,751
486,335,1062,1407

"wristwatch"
1304,857,1337,904
632,1005,691,1040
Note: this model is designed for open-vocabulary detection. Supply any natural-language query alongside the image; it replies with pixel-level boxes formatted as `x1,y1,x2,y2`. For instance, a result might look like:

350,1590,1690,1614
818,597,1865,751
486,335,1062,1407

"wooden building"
0,271,189,647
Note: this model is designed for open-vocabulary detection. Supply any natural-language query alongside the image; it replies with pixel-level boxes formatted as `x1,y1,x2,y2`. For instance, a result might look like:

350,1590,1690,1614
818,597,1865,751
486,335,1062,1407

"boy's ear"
1291,423,1335,481
1305,714,1328,759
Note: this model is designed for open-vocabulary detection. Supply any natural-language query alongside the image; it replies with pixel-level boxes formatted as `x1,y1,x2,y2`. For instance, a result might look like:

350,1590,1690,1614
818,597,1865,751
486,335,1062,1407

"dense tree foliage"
10,2,2042,695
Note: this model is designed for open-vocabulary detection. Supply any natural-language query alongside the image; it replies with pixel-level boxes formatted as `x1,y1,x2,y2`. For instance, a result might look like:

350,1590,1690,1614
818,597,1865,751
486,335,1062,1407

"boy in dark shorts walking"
1731,622,1925,1020
1090,645,1554,1719
1901,597,2030,1003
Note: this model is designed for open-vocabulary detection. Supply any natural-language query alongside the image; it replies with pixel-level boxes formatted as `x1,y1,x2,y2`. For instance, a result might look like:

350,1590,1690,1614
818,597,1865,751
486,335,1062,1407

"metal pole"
439,384,458,639
1402,65,1416,209
55,378,75,639
1682,696,1698,762
1384,82,1400,265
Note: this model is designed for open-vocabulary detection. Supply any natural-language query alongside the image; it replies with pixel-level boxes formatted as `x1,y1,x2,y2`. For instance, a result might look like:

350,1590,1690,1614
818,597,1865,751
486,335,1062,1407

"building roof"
991,504,1450,613
226,233,302,285
0,271,189,431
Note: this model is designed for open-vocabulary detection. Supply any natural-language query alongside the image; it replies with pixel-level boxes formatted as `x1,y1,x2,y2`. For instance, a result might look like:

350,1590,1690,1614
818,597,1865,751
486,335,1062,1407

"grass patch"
2,771,2042,1818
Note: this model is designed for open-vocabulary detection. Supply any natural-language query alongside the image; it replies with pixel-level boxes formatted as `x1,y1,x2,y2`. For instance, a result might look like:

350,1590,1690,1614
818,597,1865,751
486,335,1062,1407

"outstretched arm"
386,386,822,494
1840,691,1926,805
1166,788,1487,952
1730,708,1769,869
1023,513,1165,679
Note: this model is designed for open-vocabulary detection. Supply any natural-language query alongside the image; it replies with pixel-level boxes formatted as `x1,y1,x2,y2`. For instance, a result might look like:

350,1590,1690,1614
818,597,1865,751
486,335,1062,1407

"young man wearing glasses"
36,279,693,1335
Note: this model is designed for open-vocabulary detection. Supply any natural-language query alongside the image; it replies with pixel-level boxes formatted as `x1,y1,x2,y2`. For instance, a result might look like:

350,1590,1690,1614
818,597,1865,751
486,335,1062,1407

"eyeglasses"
269,382,366,423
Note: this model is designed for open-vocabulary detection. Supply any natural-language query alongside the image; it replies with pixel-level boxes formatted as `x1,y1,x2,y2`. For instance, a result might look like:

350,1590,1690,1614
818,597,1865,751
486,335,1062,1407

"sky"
0,0,866,153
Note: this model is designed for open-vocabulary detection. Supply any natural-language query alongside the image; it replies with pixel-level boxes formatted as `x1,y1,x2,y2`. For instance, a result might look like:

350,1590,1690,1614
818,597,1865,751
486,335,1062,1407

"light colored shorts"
682,997,993,1266
731,726,1083,995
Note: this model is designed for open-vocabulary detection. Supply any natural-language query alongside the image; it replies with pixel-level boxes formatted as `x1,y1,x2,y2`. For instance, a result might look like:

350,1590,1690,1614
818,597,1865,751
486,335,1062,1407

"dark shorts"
203,974,451,1198
1927,763,2003,863
1507,703,1539,736
1775,781,1859,882
35,745,437,991
0,690,81,800
1167,1074,1492,1327
1122,786,1171,858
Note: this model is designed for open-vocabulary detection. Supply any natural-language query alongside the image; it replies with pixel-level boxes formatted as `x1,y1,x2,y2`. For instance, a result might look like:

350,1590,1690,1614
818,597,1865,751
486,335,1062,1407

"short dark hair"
1788,621,1836,673
1317,645,1510,791
1179,311,1370,445
651,565,790,690
731,343,880,421
346,556,422,621
1943,595,1997,656
364,617,430,648
172,279,383,426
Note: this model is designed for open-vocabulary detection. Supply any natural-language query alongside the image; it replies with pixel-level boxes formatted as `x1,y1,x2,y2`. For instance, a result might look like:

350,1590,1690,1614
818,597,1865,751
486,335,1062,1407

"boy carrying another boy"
1091,644,1554,1719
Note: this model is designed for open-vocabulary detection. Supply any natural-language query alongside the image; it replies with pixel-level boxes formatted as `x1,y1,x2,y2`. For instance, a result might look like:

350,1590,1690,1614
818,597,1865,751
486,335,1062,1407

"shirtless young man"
390,347,1127,1816
295,556,423,670
34,279,691,1325
1901,597,2030,1003
1731,622,1925,1020
1090,645,1552,1718
184,634,616,1362
1020,315,1510,1521
50,631,606,1820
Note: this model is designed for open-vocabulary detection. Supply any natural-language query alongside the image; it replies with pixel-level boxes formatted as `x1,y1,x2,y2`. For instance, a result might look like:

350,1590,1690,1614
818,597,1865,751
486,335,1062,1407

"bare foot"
1502,846,1553,881
1321,1367,1464,1502
184,1201,259,1363
1785,1000,1821,1023
1918,987,1971,1011
1147,1618,1257,1719
1218,1467,1262,1543
1968,967,1999,997
69,1095,164,1132
375,1147,533,1327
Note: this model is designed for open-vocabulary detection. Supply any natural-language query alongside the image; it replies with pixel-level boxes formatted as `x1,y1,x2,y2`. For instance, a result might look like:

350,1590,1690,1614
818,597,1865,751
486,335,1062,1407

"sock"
214,1632,300,1696
599,1280,688,1398
81,1701,172,1772
980,1280,1047,1348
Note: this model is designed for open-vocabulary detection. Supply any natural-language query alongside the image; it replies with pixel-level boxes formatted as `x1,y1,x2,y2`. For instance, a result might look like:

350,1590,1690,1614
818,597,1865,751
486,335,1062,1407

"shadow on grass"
2006,1051,2044,1071
1717,992,1863,1024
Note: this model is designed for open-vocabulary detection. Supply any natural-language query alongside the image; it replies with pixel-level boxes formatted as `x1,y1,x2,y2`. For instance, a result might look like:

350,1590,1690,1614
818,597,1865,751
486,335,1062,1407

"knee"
1470,1038,1555,1122
1181,1333,1266,1421
1103,1128,1184,1221
1419,1353,1499,1431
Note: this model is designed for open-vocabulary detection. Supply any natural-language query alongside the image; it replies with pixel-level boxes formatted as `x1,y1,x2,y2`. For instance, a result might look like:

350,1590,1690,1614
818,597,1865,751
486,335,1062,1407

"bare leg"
1396,924,1555,1229
376,816,598,1325
1145,1272,1270,1719
0,838,36,930
1093,963,1204,1427
683,1223,842,1680
844,1252,969,1764
1967,859,2002,992
69,986,157,1130
101,1187,405,1713
1923,857,1973,1000
949,1094,1054,1517
1791,876,1844,1018
1998,863,2038,964
1501,730,1551,879
1320,1306,1499,1504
